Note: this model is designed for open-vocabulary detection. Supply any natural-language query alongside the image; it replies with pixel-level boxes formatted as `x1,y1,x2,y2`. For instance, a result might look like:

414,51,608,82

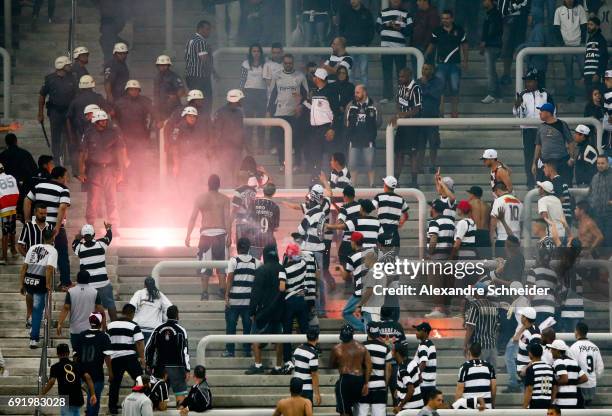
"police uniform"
104,58,130,101
81,125,125,226
72,64,89,86
154,70,185,120
167,119,204,179
167,105,211,146
40,72,77,162
212,104,245,174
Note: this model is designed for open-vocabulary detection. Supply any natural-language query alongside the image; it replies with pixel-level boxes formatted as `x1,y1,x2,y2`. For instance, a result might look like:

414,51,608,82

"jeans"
342,295,364,332
485,47,501,96
381,54,407,99
215,1,241,46
272,116,297,165
562,54,585,98
86,166,119,227
282,296,310,362
302,14,329,47
505,339,520,388
109,355,143,411
435,63,462,96
314,252,327,314
142,330,153,347
522,129,537,189
225,306,252,355
351,54,369,85
362,310,380,330
30,292,47,341
86,380,104,416
60,406,81,416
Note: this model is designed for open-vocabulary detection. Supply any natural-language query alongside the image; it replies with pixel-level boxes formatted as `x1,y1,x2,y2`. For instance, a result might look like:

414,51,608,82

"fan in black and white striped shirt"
451,201,477,261
72,224,112,289
394,341,424,410
525,251,557,320
328,199,383,248
413,322,437,399
376,6,413,48
523,343,555,409
358,323,392,415
25,174,70,227
373,176,409,248
17,203,52,254
282,247,307,300
427,199,456,259
291,327,320,404
550,340,588,409
516,308,542,374
226,240,261,307
323,37,353,83
456,343,496,410
297,186,327,253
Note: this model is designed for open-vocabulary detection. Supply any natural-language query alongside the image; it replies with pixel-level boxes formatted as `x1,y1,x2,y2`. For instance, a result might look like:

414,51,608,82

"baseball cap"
367,322,380,337
412,322,432,332
575,124,591,135
536,180,554,194
89,312,103,325
377,232,394,247
351,231,364,243
441,176,454,191
81,224,95,236
520,306,537,320
537,102,555,113
605,69,612,78
383,175,398,188
480,149,498,160
314,68,328,80
466,186,483,198
547,339,568,351
429,199,446,213
456,200,471,214
226,89,245,103
522,68,539,80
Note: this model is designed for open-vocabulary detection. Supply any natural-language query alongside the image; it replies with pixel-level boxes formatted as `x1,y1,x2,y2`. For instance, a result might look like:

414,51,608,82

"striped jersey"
454,218,477,259
376,8,413,47
584,34,605,76
345,249,367,296
302,250,318,301
457,359,496,409
553,356,586,408
414,339,437,387
227,254,260,307
605,87,612,117
526,266,557,315
26,181,71,226
364,339,392,391
281,258,307,299
373,191,409,228
569,338,604,388
251,197,280,248
292,343,319,391
464,299,499,350
232,185,257,223
337,201,361,242
560,268,584,320
439,196,456,219
516,325,542,372
427,215,455,257
397,80,422,114
72,231,112,289
184,32,211,78
104,319,144,360
297,204,326,252
324,54,353,83
345,216,383,248
18,221,53,252
396,359,424,409
524,360,555,404
550,175,573,225
329,167,352,190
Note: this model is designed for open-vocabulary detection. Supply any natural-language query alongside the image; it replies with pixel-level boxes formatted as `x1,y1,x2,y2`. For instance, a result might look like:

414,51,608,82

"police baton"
39,121,51,149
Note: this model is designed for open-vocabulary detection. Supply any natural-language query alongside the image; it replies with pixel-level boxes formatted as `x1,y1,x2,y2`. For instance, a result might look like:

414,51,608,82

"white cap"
81,224,95,236
54,56,71,70
187,89,204,101
181,106,198,117
605,69,612,78
136,375,145,386
536,180,554,194
92,110,109,123
247,177,258,187
520,306,537,320
113,42,128,53
314,68,328,80
311,184,324,194
442,176,454,190
480,148,498,160
89,312,103,324
155,54,172,65
125,80,141,90
83,104,100,115
383,175,398,188
226,89,245,103
79,74,96,89
575,124,591,135
73,46,89,59
547,339,568,351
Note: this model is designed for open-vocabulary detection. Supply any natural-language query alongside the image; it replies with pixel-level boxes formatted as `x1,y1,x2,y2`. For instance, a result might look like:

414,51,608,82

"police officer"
72,46,90,85
78,110,126,229
213,90,245,178
153,55,186,122
104,42,130,104
166,106,203,182
38,56,77,164
167,90,210,141
114,80,156,190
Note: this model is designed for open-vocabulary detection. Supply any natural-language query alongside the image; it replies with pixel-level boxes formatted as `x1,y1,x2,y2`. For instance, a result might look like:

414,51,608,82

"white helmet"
187,89,204,101
79,75,96,89
124,79,141,90
113,42,129,54
156,55,172,65
83,104,101,115
54,56,71,70
181,106,198,117
81,224,95,236
226,89,245,103
73,46,89,59
91,110,109,123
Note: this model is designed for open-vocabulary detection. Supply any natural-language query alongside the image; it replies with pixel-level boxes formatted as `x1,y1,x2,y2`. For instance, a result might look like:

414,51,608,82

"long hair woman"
240,43,267,150
129,276,173,344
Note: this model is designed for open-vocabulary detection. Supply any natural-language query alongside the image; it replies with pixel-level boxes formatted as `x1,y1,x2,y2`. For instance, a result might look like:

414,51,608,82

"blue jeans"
505,339,520,388
342,295,364,332
362,310,380,330
351,54,369,85
302,14,329,47
30,292,48,341
562,53,585,98
60,405,81,416
86,380,104,416
313,252,327,314
225,306,252,355
485,47,501,96
435,63,461,96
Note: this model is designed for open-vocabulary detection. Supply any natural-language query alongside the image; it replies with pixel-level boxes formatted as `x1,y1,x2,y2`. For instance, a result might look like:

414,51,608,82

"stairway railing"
35,272,55,416
67,0,77,57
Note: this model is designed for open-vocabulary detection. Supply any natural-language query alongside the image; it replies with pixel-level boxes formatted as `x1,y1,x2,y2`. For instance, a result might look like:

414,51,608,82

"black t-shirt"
430,24,467,64
50,358,85,407
78,329,112,382
147,377,170,409
251,197,280,248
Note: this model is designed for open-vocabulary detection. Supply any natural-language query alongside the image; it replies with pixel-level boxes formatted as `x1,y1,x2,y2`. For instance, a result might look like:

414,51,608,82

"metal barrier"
3,0,11,54
386,118,605,173
157,411,274,416
0,47,10,120
165,0,173,56
213,47,424,78
400,410,612,416
516,46,612,93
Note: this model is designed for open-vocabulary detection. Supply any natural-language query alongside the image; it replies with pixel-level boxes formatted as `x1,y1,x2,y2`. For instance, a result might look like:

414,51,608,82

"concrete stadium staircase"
1,1,610,415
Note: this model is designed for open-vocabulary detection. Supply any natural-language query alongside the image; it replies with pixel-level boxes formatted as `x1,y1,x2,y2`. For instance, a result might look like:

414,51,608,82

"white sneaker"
29,340,40,349
379,98,390,104
481,95,497,104
424,309,447,318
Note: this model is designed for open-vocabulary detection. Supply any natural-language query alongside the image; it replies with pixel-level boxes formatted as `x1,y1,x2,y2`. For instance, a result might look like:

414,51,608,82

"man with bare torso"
274,378,313,416
185,174,231,300
574,201,604,256
466,186,491,258
330,324,372,416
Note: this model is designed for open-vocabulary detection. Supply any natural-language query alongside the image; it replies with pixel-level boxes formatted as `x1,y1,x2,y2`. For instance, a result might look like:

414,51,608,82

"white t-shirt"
554,5,588,46
537,195,566,237
490,193,523,240
262,60,282,84
241,60,266,90
24,244,58,279
129,289,173,331
570,339,604,388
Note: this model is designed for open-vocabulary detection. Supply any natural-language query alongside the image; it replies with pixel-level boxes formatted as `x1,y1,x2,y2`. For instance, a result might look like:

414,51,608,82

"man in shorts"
185,174,231,300
273,378,313,416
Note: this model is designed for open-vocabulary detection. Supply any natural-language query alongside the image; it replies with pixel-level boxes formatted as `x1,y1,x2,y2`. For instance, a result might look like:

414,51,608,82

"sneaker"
245,364,265,375
29,340,40,349
269,366,284,375
222,351,235,358
424,309,447,318
481,95,497,104
200,291,209,301
280,362,294,375
25,319,32,329
379,98,390,104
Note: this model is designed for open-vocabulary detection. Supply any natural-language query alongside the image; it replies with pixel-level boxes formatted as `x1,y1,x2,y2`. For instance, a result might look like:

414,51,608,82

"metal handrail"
67,0,77,58
3,0,11,54
386,118,605,169
0,47,11,120
400,410,612,416
36,272,55,416
516,46,612,93
213,47,424,78
155,410,274,416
